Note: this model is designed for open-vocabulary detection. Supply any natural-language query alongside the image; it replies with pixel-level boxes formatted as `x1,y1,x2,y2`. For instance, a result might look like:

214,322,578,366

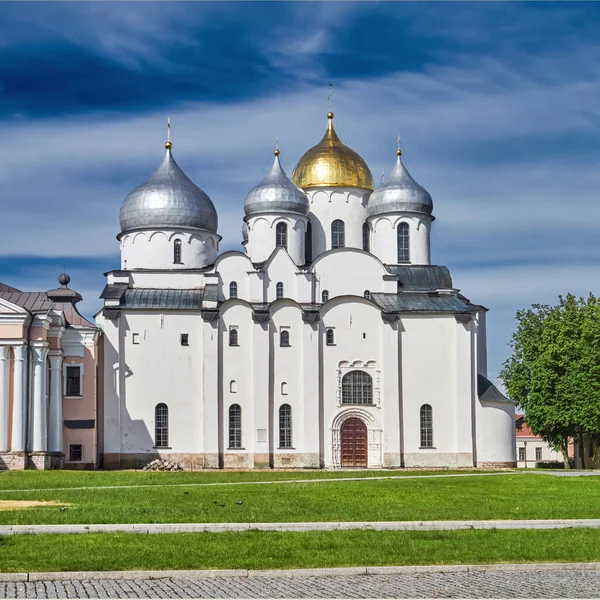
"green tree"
500,294,600,468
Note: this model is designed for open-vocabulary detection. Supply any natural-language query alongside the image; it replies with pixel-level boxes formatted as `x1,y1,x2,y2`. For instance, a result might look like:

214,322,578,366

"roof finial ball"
274,136,280,157
397,133,402,156
165,116,173,150
58,273,71,288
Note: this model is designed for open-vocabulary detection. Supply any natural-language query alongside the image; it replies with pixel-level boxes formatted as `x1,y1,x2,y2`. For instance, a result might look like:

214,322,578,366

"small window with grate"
229,328,239,346
173,239,182,264
180,333,189,346
276,282,284,299
280,329,290,347
420,404,433,448
326,328,335,346
322,290,329,303
229,281,238,299
229,404,242,449
155,403,169,448
69,444,82,462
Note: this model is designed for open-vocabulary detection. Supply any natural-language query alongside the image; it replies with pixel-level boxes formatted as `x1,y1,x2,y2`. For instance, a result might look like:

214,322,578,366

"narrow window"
276,222,288,250
305,221,312,263
331,220,345,249
280,329,290,347
66,366,81,397
342,371,373,404
420,404,433,448
362,222,370,252
322,290,329,303
326,328,335,346
174,239,182,264
69,444,82,462
397,222,410,263
229,404,242,448
155,403,169,448
229,281,238,299
279,404,292,448
276,282,284,299
281,382,288,395
230,380,237,393
180,333,189,346
364,290,371,300
132,333,140,345
535,447,542,461
518,447,526,461
229,328,239,346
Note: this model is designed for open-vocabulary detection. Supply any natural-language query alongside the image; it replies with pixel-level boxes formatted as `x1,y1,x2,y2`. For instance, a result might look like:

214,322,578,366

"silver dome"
368,154,433,217
120,148,218,234
244,153,309,217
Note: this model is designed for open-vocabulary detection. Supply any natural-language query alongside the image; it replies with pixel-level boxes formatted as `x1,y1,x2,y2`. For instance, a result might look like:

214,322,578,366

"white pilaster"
11,344,27,452
32,345,49,452
0,346,9,451
48,352,63,453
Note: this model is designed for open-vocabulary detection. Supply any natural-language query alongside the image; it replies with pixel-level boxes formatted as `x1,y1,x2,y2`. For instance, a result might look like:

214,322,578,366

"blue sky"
1,1,600,381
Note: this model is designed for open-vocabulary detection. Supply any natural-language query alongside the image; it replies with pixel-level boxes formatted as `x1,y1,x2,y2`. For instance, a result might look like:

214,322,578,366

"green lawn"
2,529,600,572
0,471,598,525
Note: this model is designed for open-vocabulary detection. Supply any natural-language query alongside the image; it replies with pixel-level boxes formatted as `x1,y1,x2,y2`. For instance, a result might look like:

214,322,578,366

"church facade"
97,112,516,470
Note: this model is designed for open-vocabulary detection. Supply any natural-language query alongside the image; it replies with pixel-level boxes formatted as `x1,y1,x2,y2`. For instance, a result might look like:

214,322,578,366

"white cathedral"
96,111,516,470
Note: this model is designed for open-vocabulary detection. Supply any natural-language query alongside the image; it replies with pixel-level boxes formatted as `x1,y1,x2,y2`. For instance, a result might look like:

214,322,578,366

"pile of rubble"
143,459,184,471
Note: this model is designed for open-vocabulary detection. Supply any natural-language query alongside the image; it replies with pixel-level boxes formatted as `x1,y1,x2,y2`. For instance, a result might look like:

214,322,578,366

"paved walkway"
1,564,600,598
0,471,514,495
2,518,600,536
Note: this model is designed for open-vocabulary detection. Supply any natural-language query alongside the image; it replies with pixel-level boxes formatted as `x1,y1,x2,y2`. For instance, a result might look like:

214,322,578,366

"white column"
0,346,9,451
32,346,49,452
11,344,26,452
48,352,63,454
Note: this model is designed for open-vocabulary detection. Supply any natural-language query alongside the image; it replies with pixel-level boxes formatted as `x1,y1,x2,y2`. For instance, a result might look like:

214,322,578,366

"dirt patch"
0,500,70,511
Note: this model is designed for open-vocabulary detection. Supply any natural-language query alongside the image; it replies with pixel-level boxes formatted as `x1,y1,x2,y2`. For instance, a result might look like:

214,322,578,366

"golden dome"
292,113,374,191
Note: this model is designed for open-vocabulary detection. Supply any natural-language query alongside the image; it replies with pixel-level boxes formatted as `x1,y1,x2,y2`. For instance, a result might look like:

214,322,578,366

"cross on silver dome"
367,143,433,217
119,131,218,234
244,149,309,217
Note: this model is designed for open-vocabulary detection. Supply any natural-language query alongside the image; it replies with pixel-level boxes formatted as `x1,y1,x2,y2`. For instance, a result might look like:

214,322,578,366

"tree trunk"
579,429,586,470
561,439,572,469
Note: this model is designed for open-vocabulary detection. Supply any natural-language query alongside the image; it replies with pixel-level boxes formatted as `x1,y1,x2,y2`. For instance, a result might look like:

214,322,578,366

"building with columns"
97,112,516,470
0,277,99,470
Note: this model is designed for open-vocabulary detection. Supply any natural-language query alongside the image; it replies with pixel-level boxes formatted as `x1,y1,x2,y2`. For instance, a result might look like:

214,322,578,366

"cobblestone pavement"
2,569,600,599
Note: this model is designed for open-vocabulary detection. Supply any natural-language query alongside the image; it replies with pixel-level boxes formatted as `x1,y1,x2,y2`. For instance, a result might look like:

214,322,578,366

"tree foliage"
500,294,600,466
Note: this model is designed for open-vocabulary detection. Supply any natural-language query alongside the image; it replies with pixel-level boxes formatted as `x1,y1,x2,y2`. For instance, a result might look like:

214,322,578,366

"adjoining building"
515,414,566,468
0,277,99,469
96,112,517,470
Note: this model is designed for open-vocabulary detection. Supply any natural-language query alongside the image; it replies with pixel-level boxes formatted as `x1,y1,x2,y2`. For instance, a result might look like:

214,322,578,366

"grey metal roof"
120,148,218,234
0,291,53,312
0,283,21,293
478,374,513,404
100,283,129,300
368,154,433,217
386,265,453,290
203,284,218,303
244,154,309,217
123,288,203,310
372,292,474,313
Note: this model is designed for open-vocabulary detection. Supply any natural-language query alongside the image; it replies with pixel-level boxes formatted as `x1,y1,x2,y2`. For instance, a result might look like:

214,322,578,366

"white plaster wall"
311,249,394,301
117,311,204,454
215,253,253,301
262,251,301,303
516,438,562,467
120,229,219,270
369,215,432,266
476,400,516,464
320,298,385,468
245,215,307,266
306,188,370,258
129,271,206,289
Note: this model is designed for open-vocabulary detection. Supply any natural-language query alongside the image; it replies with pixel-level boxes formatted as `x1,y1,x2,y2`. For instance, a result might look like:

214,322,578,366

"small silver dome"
368,153,433,217
120,148,218,234
244,152,309,217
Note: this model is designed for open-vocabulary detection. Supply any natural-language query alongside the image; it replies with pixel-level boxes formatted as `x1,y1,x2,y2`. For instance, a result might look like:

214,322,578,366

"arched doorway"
340,418,368,467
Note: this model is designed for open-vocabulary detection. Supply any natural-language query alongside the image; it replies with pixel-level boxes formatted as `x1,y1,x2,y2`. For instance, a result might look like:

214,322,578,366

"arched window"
229,404,242,449
305,221,312,264
326,328,335,346
280,329,290,347
364,290,371,300
322,290,329,303
276,222,288,250
279,404,292,448
229,281,238,299
342,371,373,405
229,328,239,346
362,223,370,252
155,403,169,448
398,222,410,263
276,282,284,299
420,404,433,448
173,239,182,264
331,220,345,249
281,382,288,395
230,380,237,393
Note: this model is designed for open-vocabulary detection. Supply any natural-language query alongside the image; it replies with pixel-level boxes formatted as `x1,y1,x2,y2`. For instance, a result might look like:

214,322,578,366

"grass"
2,529,600,572
0,471,598,525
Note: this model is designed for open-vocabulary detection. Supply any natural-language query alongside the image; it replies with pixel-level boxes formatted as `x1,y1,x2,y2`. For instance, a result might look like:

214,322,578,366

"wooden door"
340,418,368,467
